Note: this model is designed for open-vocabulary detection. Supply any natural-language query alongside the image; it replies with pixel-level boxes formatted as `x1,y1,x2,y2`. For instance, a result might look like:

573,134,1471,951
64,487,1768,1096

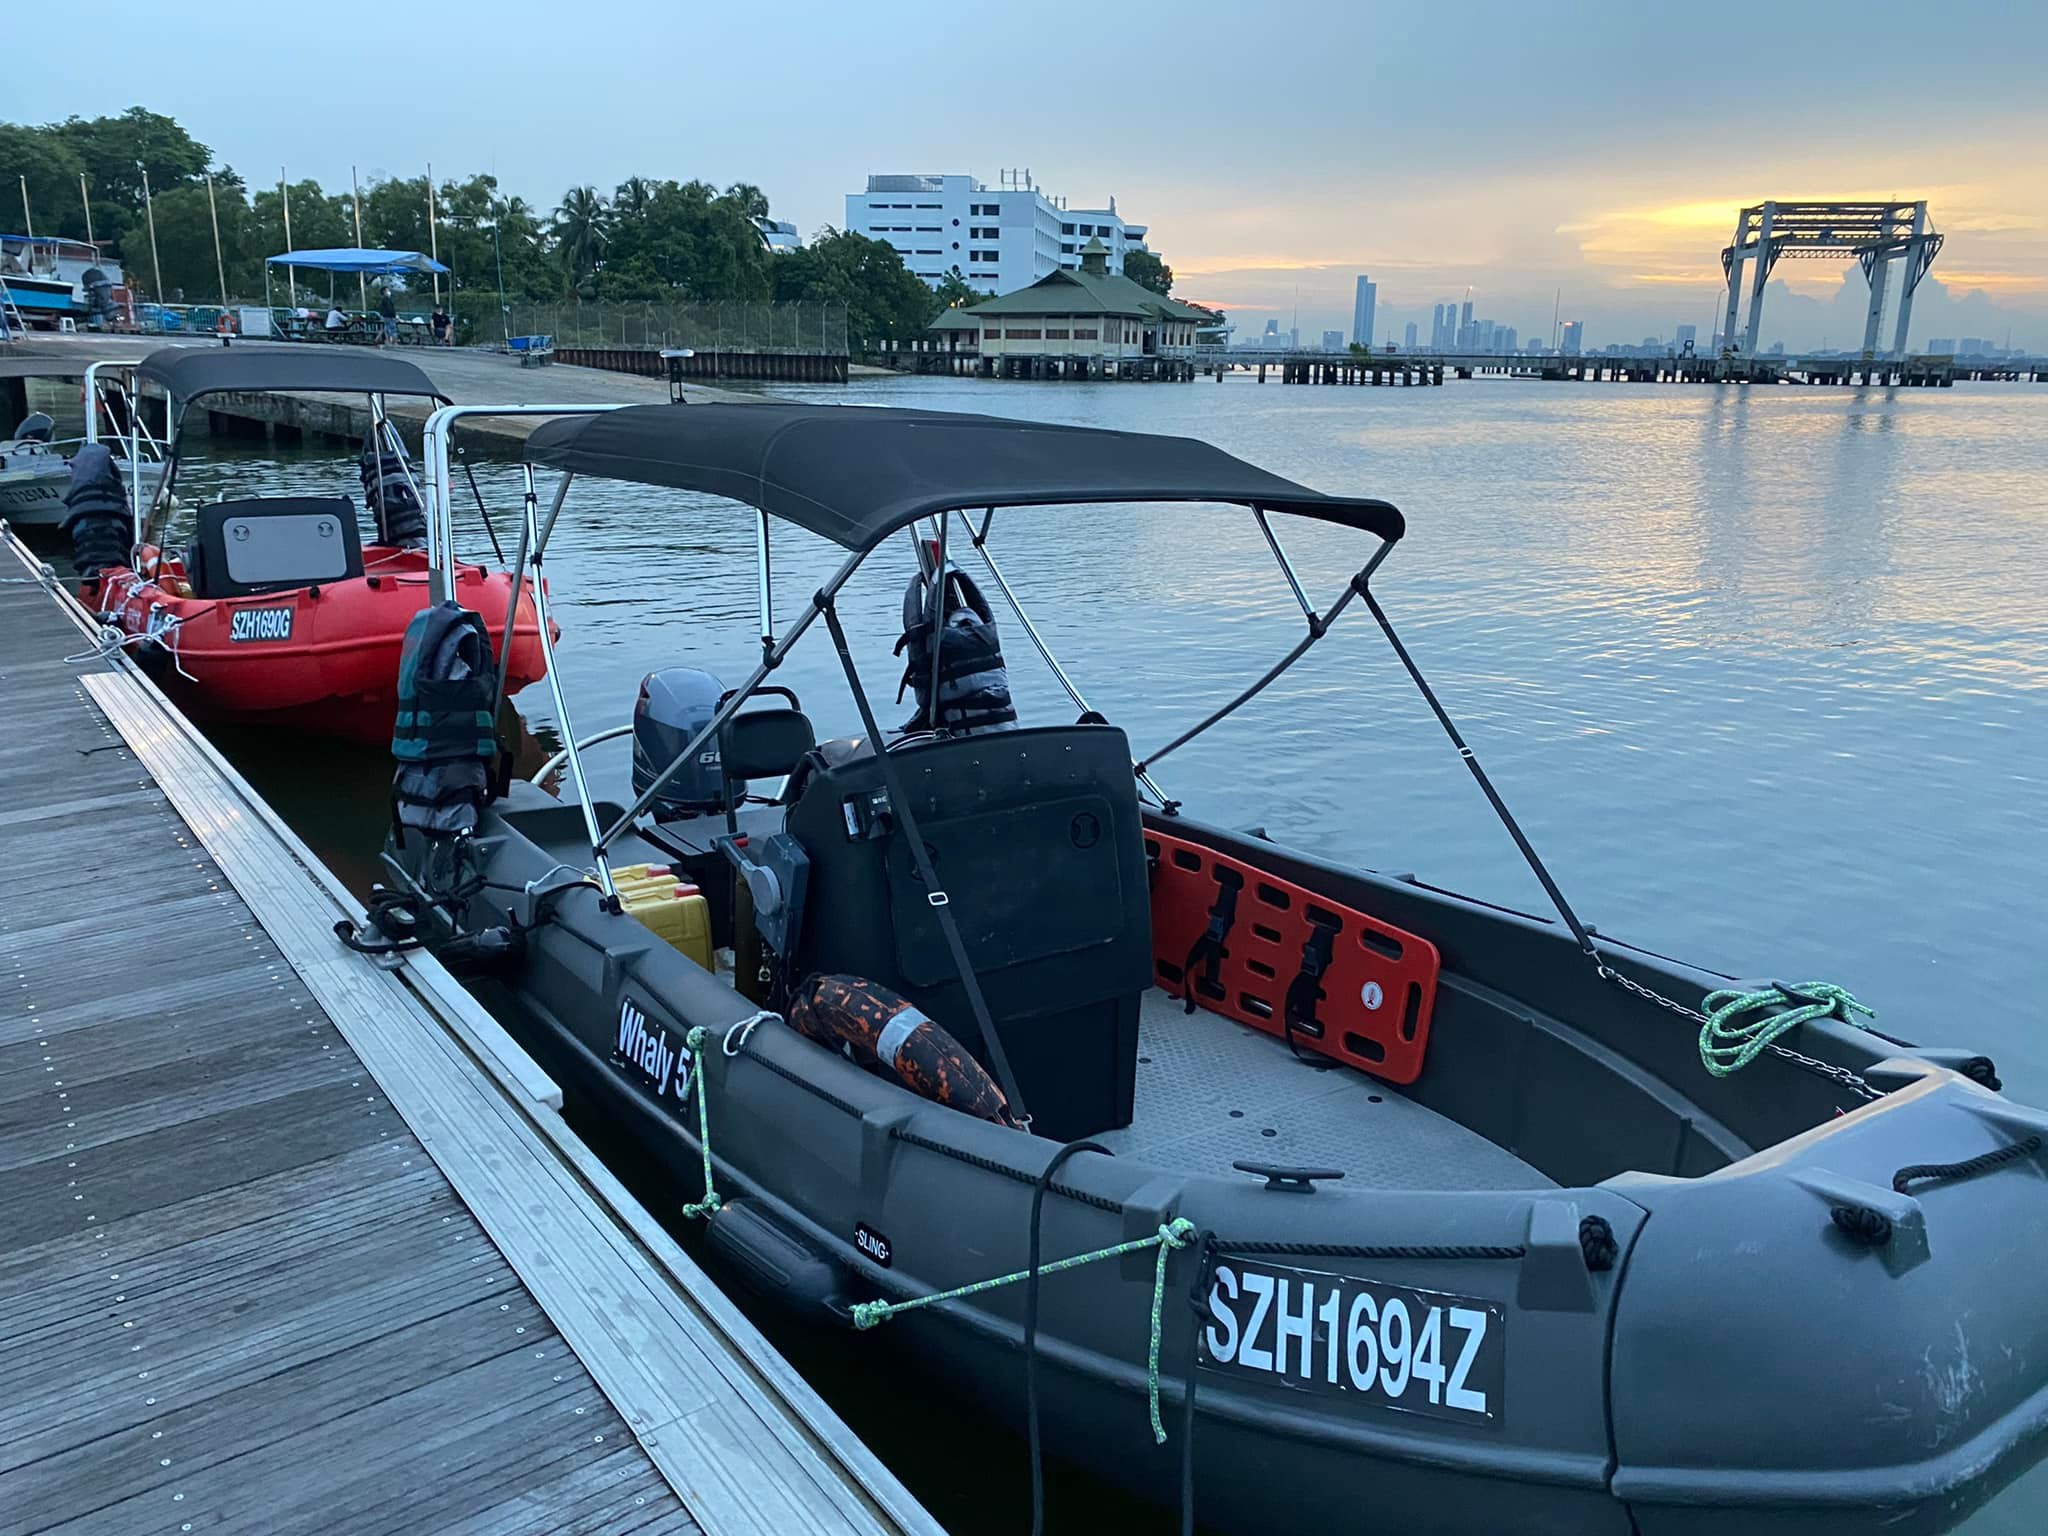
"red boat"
64,345,551,745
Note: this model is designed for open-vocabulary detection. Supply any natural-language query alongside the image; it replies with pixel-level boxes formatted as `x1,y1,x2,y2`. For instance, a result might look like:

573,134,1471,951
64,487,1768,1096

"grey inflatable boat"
372,401,2048,1535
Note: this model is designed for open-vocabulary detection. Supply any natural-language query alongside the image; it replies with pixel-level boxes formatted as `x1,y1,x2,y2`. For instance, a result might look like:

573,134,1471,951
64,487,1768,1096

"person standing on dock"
378,288,398,346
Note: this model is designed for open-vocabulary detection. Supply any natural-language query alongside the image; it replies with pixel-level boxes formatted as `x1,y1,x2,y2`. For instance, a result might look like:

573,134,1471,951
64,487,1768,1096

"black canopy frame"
422,401,1626,1125
110,344,453,548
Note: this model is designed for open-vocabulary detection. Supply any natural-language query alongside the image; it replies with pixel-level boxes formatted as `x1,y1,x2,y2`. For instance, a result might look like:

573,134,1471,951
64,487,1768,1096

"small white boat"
0,358,167,530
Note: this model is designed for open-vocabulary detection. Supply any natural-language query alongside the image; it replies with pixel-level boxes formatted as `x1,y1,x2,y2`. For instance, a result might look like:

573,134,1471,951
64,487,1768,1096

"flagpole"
79,173,94,245
280,168,296,307
350,165,367,310
206,174,229,311
18,175,32,239
426,162,441,311
142,167,164,307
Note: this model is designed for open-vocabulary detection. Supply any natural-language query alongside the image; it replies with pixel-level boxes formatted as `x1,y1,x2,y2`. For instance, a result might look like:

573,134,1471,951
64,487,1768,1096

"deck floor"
0,575,699,1533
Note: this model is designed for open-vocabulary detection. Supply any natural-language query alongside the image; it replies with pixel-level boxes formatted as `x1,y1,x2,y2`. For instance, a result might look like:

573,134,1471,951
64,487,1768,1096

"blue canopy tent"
265,248,452,339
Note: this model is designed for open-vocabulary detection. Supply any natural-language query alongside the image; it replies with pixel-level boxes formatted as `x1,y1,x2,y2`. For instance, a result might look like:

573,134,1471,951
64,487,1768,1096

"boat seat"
720,704,816,820
186,495,363,598
783,723,1153,1139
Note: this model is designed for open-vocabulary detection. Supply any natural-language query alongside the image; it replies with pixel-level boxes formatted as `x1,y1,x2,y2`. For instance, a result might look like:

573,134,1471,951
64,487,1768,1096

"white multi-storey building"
845,173,1146,292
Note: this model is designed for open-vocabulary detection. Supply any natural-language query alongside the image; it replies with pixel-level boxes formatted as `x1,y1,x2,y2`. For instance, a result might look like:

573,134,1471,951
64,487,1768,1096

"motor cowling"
894,567,1015,735
12,411,55,443
359,437,427,547
60,441,132,577
631,667,727,820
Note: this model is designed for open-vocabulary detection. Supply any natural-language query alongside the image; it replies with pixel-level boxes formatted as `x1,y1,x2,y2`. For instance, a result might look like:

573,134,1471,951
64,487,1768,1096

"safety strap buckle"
927,890,950,907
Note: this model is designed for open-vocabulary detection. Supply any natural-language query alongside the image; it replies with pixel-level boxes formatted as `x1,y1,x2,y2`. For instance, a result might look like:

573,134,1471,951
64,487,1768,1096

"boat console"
185,494,364,598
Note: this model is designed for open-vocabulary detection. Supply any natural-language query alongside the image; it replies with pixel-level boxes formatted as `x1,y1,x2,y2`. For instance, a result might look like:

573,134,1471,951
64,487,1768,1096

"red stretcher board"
1145,831,1441,1085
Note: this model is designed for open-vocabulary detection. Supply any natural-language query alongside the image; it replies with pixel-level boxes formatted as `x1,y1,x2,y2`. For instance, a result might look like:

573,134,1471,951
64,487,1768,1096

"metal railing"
497,299,848,355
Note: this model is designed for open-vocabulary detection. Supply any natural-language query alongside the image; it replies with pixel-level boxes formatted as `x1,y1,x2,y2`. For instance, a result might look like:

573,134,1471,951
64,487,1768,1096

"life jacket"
390,602,499,837
360,438,427,547
893,567,1015,734
59,442,132,577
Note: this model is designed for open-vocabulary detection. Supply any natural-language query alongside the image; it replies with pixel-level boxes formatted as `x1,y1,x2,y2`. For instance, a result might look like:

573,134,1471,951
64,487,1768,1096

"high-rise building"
1321,329,1345,352
1351,276,1377,349
1960,337,1989,355
1674,323,1698,349
1430,304,1447,350
1458,298,1474,350
844,173,1148,290
1404,321,1419,350
1560,320,1585,355
1500,325,1517,353
1927,337,1956,353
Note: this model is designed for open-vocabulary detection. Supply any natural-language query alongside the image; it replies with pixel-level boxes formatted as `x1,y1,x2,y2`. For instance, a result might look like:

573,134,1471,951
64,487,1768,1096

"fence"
494,300,848,356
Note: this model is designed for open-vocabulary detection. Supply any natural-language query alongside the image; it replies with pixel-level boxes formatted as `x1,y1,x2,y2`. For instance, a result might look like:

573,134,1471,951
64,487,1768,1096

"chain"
1595,963,1881,1103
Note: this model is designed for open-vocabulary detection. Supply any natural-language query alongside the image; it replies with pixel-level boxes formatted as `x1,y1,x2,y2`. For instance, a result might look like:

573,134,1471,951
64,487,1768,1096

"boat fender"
704,1197,853,1320
893,567,1016,734
790,974,1018,1127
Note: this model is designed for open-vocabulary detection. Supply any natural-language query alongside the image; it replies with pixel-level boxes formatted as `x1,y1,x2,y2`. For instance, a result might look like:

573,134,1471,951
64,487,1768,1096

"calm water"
159,373,2048,1532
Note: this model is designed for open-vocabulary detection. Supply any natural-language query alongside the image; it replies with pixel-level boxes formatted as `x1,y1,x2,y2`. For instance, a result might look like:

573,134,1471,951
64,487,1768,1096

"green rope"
1699,981,1874,1078
851,1216,1198,1444
679,1026,721,1219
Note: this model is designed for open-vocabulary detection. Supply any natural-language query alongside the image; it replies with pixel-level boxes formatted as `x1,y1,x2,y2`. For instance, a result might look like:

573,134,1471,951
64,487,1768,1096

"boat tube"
377,401,2048,1536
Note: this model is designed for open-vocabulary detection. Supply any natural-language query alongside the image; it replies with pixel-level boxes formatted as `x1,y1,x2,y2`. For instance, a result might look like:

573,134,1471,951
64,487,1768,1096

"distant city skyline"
5,2,2041,353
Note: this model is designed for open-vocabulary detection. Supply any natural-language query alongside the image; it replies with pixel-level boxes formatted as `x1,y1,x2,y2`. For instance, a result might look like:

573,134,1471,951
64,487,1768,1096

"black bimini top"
522,402,1404,551
137,345,448,416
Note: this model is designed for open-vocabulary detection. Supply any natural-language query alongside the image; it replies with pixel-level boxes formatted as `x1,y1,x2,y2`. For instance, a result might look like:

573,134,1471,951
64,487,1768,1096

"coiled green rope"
851,1216,1199,1444
1699,981,1874,1077
679,1026,721,1220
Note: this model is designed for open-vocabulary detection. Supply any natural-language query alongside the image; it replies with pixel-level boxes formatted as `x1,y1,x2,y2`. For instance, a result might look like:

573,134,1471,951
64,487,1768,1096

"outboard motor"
359,434,427,547
894,566,1015,734
12,411,55,443
631,667,727,821
390,602,500,839
59,442,132,577
81,267,115,330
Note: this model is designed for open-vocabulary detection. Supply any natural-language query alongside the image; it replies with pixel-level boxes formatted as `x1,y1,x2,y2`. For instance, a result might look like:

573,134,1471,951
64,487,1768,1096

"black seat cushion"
720,706,817,792
188,495,363,598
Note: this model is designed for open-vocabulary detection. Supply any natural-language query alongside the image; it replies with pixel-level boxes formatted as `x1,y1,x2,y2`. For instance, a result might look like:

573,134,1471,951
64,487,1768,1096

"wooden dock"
0,531,942,1536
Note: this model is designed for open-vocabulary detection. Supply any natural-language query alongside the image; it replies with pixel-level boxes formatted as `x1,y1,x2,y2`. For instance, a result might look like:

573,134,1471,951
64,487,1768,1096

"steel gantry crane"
1719,200,1942,361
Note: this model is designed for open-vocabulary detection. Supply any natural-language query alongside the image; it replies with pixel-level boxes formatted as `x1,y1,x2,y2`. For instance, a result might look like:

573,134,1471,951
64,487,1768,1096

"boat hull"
89,550,549,744
387,775,2048,1535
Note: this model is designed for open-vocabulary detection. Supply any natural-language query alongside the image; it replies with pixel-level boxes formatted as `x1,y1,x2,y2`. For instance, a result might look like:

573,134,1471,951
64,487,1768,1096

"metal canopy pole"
1134,540,1391,777
925,509,949,728
1254,508,1315,623
755,509,774,659
967,510,1173,808
494,472,563,714
520,481,617,904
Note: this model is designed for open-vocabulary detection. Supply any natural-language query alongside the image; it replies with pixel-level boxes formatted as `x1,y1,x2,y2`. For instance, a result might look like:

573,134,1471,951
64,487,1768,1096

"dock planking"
0,573,703,1533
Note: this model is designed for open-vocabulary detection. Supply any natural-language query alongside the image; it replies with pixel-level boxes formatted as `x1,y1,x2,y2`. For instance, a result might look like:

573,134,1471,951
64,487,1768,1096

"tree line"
0,107,1049,349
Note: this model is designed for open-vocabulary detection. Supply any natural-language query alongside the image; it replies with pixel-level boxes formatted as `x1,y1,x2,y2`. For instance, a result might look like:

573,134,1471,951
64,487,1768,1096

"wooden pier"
0,531,941,1536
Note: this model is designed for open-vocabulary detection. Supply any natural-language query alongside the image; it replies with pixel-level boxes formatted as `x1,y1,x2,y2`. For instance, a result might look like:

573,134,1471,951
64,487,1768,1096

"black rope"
1830,1135,2043,1249
1578,1215,1618,1271
1893,1134,2041,1195
1958,1056,2003,1092
459,449,507,565
890,1127,1125,1215
1025,1140,1109,1536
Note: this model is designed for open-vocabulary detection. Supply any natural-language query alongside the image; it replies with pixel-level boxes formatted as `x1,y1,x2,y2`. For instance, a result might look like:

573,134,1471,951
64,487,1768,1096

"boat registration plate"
1198,1258,1504,1424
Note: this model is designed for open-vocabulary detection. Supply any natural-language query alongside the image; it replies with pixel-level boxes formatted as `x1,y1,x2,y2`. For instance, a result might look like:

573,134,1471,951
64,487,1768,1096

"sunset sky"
13,0,2045,350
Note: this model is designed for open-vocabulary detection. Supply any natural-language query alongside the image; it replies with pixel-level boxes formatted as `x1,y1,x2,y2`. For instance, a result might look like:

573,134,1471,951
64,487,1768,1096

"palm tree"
552,185,609,294
613,176,655,223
